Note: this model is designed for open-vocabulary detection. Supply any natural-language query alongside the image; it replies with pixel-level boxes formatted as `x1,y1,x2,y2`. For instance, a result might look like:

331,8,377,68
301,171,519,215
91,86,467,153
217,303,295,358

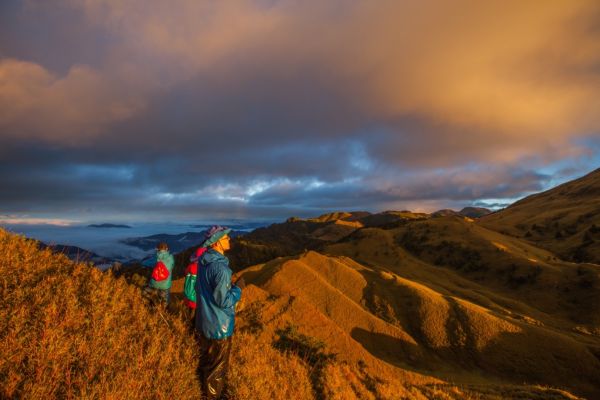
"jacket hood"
199,248,227,266
157,249,171,261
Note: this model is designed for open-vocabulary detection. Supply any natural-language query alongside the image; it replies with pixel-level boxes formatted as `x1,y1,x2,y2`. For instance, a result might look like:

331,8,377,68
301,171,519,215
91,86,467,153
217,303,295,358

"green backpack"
184,269,197,303
184,248,206,304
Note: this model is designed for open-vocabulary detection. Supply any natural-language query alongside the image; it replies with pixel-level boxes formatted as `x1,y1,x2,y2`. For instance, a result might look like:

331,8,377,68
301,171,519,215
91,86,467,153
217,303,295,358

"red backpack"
151,261,170,281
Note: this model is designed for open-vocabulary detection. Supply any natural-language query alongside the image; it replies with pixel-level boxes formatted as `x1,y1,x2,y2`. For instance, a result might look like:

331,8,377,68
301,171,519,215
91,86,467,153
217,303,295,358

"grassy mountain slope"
389,216,600,328
0,230,200,399
459,207,492,218
307,211,371,223
3,227,593,399
233,251,593,399
479,168,600,264
317,218,600,397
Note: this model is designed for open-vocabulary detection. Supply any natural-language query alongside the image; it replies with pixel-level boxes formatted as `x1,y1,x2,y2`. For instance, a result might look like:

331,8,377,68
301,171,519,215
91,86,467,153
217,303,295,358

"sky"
1,0,599,224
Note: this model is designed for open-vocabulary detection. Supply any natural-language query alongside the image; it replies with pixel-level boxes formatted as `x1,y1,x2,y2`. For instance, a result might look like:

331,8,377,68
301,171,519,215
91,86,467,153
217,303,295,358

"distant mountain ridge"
222,210,430,271
459,206,492,218
121,230,244,254
38,242,114,266
87,223,131,228
431,207,491,218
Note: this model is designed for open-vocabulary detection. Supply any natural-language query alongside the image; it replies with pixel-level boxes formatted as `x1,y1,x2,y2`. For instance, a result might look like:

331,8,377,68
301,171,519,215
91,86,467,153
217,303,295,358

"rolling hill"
479,168,600,264
232,250,597,399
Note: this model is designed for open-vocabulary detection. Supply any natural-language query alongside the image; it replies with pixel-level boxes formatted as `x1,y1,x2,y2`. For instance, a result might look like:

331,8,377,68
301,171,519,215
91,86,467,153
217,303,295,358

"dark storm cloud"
1,0,599,222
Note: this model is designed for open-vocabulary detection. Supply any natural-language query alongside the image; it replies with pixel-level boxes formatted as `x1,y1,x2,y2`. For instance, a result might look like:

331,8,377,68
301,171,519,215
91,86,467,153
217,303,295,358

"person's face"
218,235,231,251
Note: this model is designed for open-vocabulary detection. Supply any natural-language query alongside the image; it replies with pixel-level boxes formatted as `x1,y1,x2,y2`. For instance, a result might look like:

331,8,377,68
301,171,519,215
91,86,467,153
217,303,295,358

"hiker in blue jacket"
195,225,245,400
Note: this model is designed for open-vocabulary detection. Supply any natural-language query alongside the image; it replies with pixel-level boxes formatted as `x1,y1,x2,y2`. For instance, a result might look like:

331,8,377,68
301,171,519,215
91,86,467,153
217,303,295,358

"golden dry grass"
309,222,361,243
228,331,314,399
0,229,200,399
236,250,597,399
331,216,600,330
307,211,367,223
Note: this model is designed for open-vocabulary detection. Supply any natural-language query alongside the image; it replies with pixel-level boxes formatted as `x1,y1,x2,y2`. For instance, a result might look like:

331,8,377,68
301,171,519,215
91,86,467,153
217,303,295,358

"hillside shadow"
350,327,424,370
351,319,600,399
236,256,291,286
351,263,600,398
442,295,479,369
354,266,434,342
475,328,600,400
237,269,267,286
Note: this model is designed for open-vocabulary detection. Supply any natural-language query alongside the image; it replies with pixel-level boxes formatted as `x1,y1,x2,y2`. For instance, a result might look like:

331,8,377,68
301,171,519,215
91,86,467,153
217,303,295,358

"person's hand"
235,277,246,290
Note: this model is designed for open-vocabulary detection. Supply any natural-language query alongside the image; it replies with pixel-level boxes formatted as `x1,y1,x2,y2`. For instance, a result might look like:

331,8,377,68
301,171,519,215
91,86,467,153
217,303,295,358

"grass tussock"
228,331,314,399
0,230,200,399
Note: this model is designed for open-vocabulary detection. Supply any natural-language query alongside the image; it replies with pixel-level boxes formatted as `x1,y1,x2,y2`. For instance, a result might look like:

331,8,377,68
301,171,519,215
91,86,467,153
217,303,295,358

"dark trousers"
185,306,196,332
143,286,170,305
196,333,232,400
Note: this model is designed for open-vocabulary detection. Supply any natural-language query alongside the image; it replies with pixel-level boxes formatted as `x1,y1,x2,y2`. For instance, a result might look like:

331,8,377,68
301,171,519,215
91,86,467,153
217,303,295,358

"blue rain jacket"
195,249,242,339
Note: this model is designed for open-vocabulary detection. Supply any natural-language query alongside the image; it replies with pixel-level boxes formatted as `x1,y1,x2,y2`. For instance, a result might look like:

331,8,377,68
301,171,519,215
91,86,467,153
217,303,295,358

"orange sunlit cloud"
4,1,599,161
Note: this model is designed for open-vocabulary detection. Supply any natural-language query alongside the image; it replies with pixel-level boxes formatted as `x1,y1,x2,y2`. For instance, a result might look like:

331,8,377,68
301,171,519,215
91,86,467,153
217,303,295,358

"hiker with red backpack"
144,242,175,305
194,226,245,400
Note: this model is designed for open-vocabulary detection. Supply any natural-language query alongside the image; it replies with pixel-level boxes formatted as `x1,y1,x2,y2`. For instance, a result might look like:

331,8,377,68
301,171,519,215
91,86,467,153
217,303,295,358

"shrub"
396,229,424,256
572,242,594,263
576,266,599,289
506,263,542,287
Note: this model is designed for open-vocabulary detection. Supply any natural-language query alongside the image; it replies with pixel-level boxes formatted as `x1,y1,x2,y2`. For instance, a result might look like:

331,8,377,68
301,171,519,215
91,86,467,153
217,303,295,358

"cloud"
0,59,144,143
23,4,600,155
0,215,78,226
0,0,599,220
